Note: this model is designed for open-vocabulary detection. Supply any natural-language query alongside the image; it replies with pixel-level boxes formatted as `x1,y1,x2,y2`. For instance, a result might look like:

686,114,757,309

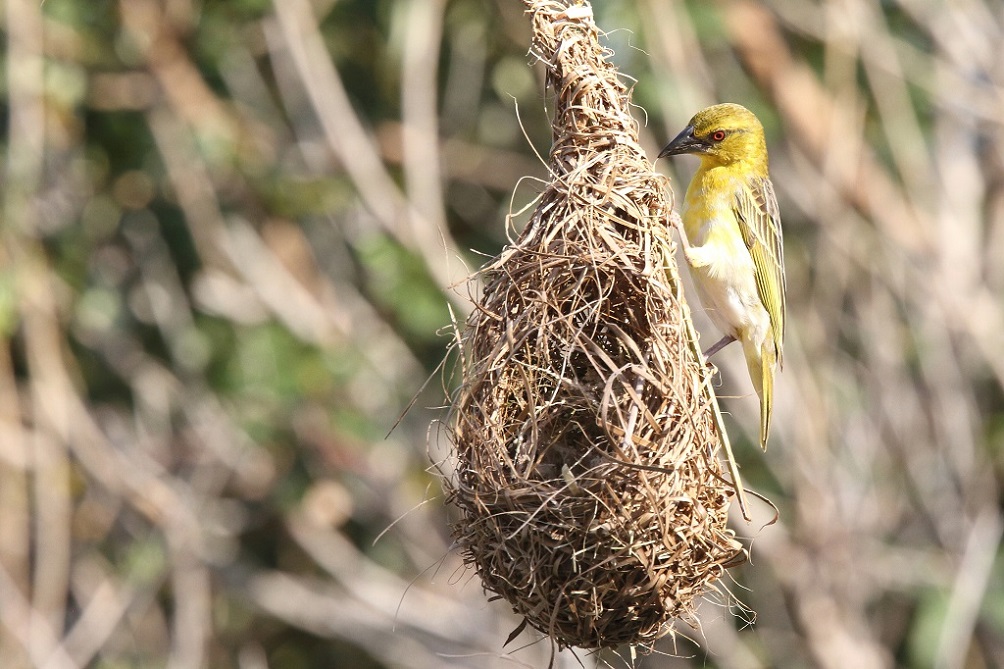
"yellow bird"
659,103,786,450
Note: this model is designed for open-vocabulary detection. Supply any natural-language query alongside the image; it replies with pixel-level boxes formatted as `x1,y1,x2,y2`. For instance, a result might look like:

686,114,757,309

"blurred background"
1,0,1003,667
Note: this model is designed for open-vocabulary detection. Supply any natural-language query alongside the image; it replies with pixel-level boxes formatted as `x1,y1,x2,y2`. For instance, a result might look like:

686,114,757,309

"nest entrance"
443,0,747,652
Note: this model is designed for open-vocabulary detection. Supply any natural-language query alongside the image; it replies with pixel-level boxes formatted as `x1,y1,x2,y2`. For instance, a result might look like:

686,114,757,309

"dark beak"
658,124,704,158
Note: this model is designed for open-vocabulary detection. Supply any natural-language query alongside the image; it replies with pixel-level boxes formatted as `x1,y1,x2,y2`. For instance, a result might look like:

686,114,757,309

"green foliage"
355,233,450,347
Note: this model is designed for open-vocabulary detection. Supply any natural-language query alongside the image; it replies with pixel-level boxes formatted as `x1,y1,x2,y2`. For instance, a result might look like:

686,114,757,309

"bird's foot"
669,210,689,251
704,335,736,358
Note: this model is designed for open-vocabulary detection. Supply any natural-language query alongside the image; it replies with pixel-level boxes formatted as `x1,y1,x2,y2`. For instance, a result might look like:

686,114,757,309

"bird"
658,103,786,450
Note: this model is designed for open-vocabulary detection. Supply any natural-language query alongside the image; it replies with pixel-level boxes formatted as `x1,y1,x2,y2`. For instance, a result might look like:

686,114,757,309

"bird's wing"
733,176,786,365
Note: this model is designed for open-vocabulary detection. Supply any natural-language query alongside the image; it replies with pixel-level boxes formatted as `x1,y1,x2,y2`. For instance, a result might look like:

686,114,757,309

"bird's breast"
682,178,747,271
681,172,769,342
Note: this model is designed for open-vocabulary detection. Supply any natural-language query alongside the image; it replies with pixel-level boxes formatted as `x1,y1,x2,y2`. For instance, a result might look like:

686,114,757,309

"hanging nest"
443,0,746,652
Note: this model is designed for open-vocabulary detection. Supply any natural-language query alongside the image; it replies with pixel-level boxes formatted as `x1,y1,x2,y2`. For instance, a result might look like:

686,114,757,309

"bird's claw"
669,210,687,243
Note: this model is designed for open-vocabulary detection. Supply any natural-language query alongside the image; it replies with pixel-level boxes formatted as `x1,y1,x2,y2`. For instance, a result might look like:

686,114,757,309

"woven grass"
444,0,745,651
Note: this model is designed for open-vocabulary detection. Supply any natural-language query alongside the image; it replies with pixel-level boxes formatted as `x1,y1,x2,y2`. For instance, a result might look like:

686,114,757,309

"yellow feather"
660,103,786,449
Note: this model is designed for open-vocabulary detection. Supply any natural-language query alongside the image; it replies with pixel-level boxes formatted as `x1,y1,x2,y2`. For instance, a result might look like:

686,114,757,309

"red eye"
711,130,727,142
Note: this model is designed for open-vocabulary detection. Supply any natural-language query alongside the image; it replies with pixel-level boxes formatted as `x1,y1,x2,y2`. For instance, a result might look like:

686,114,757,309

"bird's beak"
658,124,704,158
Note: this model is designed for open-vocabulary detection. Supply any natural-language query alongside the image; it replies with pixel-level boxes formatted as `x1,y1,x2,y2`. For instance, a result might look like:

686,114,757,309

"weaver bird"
659,103,785,450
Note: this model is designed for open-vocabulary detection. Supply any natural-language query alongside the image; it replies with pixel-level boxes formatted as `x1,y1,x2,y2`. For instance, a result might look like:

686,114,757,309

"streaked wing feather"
733,176,786,364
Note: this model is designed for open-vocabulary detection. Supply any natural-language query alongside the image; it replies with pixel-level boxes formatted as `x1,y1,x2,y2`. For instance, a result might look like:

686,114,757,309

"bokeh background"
1,0,1003,667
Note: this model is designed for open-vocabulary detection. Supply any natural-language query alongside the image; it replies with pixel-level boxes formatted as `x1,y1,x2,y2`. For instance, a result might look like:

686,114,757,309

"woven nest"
444,0,746,652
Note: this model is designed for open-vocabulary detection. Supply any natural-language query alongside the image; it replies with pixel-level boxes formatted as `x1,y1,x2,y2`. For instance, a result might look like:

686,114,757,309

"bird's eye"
711,130,727,142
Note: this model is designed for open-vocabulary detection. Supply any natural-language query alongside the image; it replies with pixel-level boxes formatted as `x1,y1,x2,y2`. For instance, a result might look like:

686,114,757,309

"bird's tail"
742,333,777,451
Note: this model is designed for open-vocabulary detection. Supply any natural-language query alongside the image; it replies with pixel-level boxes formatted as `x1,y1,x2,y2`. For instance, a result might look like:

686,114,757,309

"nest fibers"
444,0,747,652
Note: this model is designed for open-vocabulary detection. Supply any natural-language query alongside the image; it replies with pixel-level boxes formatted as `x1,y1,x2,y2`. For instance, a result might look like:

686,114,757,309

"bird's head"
659,103,767,168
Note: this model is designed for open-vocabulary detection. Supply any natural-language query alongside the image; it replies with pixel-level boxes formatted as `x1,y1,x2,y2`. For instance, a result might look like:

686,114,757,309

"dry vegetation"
447,1,744,653
0,0,1002,668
